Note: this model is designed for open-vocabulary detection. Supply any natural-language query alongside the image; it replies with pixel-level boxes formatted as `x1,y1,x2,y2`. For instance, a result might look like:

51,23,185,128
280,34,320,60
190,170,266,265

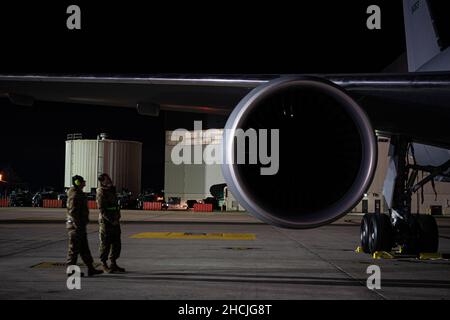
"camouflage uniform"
66,186,94,266
96,186,121,264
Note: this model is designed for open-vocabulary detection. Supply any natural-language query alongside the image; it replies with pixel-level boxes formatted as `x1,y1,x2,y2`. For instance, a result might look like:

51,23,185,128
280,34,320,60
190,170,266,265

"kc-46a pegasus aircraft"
1,0,450,256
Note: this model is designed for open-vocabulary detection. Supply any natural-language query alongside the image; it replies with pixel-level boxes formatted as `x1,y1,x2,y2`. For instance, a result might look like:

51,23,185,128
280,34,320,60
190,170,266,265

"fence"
88,200,98,209
0,198,9,207
43,199,64,208
193,203,213,212
143,202,162,211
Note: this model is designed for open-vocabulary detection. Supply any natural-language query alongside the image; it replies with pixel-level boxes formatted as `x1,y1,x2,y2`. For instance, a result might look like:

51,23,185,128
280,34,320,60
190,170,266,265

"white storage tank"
65,134,142,196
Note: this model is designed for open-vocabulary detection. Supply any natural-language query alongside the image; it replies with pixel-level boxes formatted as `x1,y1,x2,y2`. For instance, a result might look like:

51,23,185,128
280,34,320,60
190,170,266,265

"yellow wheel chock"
355,246,364,253
372,251,395,259
418,252,442,260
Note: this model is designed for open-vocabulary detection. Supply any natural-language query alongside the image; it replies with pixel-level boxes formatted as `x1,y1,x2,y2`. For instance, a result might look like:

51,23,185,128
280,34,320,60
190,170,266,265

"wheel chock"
355,246,364,253
372,251,394,259
397,246,405,254
418,252,442,260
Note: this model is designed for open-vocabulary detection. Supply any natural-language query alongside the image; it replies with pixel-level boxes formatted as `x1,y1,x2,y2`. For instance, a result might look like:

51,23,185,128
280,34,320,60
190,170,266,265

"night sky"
0,1,405,192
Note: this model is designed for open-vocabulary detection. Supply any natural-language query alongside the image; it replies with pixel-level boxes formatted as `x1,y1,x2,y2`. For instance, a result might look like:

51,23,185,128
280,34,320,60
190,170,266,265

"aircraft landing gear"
360,214,371,253
409,214,439,253
368,213,393,253
360,213,393,253
360,212,438,255
359,136,448,256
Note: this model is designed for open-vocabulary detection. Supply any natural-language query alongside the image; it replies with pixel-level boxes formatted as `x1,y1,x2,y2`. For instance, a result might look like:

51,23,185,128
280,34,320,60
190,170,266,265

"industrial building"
64,133,142,195
165,130,450,215
351,138,450,215
164,129,225,206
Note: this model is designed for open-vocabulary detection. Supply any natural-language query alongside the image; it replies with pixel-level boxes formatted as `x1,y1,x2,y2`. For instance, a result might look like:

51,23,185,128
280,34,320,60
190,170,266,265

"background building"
65,133,142,195
352,137,450,215
164,129,224,205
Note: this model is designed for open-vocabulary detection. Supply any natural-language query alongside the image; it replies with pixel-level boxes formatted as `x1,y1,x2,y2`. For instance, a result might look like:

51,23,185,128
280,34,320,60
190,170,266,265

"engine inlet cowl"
222,76,377,229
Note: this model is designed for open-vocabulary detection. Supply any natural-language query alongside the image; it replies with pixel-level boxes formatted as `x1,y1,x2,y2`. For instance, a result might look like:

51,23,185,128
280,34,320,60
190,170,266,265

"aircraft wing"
1,72,450,147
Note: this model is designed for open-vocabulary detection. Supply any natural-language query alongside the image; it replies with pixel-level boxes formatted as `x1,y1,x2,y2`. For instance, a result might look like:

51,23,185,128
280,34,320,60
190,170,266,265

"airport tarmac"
0,208,449,300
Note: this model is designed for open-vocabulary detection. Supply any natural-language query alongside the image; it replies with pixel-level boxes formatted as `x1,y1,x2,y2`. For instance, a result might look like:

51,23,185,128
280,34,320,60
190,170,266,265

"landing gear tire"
417,215,439,253
368,214,393,254
360,214,371,253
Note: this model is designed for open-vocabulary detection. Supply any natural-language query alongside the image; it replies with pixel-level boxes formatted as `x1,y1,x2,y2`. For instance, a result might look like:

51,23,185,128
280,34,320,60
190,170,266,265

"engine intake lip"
222,76,377,229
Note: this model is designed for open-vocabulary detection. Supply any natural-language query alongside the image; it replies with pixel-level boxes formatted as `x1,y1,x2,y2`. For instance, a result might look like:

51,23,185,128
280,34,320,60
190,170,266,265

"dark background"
0,1,406,192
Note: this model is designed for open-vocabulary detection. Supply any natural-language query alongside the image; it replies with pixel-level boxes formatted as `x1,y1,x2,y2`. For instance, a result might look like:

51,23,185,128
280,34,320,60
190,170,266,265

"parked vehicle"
9,190,33,207
136,191,166,210
32,190,58,207
117,190,137,209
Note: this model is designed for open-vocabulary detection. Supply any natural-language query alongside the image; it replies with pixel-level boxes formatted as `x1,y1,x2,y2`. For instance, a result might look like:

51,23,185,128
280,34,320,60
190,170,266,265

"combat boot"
110,261,126,273
102,262,112,273
87,265,104,276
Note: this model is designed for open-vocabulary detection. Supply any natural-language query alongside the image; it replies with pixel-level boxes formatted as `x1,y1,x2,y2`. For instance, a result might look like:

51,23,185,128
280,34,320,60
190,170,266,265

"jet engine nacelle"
222,77,377,228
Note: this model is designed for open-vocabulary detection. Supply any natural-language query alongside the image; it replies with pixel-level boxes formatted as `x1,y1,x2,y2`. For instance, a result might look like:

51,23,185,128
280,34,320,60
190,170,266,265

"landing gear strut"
360,136,448,255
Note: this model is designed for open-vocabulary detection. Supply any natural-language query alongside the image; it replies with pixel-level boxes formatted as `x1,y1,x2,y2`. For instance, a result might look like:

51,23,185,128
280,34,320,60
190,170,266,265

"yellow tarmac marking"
130,232,256,240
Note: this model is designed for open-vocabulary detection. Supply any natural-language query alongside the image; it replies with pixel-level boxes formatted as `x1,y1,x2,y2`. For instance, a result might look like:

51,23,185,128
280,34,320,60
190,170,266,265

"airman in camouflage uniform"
66,175,103,276
97,173,125,273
